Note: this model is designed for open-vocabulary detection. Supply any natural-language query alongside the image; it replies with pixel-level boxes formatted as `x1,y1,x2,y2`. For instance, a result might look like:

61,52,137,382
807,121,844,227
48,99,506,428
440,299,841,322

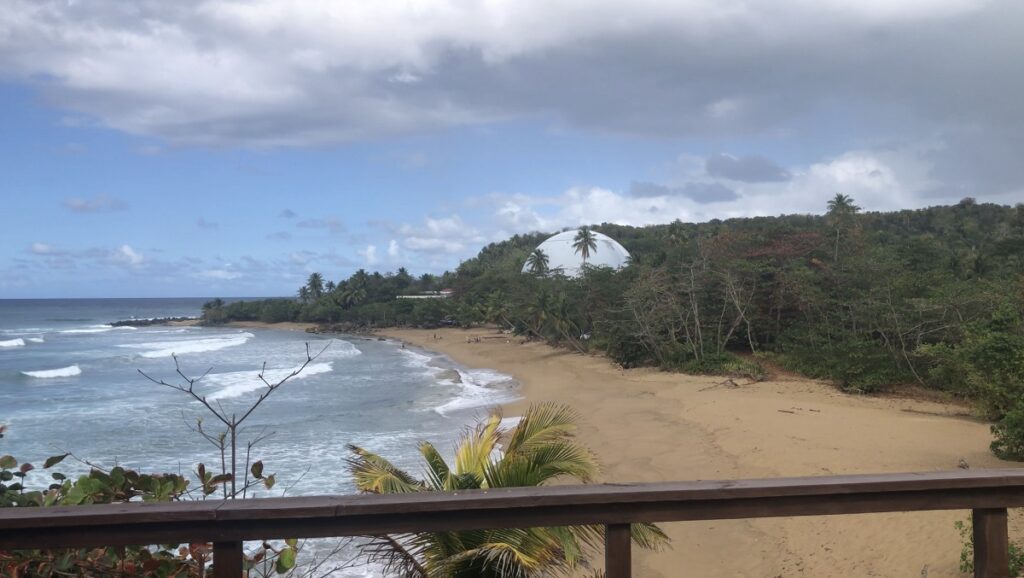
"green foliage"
678,353,767,381
955,518,1024,576
346,403,668,577
918,305,1024,458
206,201,1024,459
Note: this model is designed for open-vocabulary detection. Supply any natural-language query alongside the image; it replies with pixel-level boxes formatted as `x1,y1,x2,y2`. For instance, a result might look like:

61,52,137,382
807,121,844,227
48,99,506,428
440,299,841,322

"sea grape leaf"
44,454,69,468
275,547,296,573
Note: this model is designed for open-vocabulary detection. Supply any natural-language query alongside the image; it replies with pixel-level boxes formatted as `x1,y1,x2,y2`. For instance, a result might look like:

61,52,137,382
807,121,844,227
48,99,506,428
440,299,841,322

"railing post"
213,541,244,578
605,523,632,578
973,508,1010,578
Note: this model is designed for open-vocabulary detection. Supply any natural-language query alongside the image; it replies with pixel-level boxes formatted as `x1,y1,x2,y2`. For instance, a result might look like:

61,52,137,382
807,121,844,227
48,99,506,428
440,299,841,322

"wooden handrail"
2,470,1022,577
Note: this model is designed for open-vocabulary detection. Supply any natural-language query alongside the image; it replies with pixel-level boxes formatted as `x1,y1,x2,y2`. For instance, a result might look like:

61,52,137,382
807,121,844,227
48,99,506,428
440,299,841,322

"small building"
397,289,453,300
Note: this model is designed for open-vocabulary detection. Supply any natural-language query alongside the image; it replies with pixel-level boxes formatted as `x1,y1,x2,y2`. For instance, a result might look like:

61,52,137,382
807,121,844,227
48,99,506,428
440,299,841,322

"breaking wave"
205,362,334,401
119,332,254,358
60,325,136,334
0,338,25,348
22,365,82,379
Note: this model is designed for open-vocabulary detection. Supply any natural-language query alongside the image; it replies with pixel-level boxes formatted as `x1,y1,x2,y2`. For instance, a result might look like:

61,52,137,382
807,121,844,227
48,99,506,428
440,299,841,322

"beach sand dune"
381,326,1023,578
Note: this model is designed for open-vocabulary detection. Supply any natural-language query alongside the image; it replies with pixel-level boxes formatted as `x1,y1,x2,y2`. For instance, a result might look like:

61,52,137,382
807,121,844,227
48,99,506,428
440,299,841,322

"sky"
1,0,1023,298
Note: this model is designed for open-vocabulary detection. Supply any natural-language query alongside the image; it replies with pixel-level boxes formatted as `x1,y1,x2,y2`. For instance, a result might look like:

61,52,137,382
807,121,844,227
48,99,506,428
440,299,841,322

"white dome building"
522,229,631,278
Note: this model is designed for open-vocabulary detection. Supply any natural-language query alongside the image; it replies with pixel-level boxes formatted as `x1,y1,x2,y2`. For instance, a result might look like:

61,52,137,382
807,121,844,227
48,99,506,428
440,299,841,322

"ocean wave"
0,338,25,348
119,332,254,358
205,362,334,401
60,325,137,334
26,337,44,344
1,327,48,335
434,368,520,416
22,365,82,379
322,339,362,359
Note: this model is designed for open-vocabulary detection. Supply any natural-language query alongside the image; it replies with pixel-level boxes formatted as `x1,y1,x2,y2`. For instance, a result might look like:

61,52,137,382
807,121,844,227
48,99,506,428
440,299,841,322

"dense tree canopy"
205,200,1024,457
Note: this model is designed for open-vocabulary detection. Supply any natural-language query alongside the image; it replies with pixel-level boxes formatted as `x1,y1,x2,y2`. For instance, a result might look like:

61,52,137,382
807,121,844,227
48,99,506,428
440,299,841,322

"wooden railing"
3,470,1024,577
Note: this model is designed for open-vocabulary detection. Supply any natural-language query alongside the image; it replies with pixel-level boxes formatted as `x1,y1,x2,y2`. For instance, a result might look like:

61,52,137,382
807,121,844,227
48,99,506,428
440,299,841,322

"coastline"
379,326,1022,578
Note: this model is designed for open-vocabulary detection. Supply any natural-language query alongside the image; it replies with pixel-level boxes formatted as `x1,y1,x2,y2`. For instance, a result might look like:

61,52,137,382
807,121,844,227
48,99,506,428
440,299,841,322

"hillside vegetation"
205,197,1024,458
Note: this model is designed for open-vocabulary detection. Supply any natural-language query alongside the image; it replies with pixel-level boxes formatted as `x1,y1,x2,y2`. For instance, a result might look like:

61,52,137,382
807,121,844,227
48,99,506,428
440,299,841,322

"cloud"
196,217,219,230
477,146,940,233
388,239,401,258
705,154,791,183
396,215,487,256
2,1,1015,150
359,245,378,265
112,245,144,267
62,194,128,213
3,0,1023,220
30,242,56,255
196,269,242,280
629,181,739,203
296,217,345,234
279,208,297,219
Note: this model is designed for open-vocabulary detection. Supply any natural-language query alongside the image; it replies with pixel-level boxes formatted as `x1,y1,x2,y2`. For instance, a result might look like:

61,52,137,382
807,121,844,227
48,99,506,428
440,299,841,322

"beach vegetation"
955,518,1024,576
204,200,1024,458
346,403,668,577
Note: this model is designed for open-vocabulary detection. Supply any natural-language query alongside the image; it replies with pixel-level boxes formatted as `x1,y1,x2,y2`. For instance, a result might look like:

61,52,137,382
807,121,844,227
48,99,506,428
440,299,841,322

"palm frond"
357,534,429,578
504,403,580,457
419,441,453,491
628,522,670,551
453,412,502,483
346,444,423,494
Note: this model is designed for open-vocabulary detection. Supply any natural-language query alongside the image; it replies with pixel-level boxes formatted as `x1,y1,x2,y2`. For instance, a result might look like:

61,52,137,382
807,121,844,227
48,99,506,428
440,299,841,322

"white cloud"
62,194,128,213
485,146,939,232
396,214,488,256
197,269,242,280
387,239,401,258
112,245,145,267
359,244,378,265
30,242,55,255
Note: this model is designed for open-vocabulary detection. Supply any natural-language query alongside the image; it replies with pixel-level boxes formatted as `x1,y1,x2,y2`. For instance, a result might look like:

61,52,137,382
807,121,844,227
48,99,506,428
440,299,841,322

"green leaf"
250,460,264,479
263,474,276,490
285,538,298,548
0,455,16,469
44,454,69,469
275,546,296,573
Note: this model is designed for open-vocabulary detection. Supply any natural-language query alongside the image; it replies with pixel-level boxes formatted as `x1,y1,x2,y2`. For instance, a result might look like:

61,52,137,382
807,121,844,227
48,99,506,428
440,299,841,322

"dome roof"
522,229,631,277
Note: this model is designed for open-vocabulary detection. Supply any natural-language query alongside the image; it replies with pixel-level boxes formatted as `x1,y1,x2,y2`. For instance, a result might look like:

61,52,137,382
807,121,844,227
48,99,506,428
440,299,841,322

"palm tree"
572,228,598,264
325,280,336,293
347,404,666,577
525,248,550,276
306,272,325,300
826,194,861,263
297,286,310,304
341,287,367,309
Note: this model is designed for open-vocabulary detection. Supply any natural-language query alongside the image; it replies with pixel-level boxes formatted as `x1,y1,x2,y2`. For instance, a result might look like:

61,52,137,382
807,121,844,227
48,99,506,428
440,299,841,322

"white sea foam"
205,362,334,401
0,338,25,348
25,337,44,344
119,332,253,358
22,365,82,378
60,325,137,334
434,368,520,416
1,327,48,335
321,339,362,359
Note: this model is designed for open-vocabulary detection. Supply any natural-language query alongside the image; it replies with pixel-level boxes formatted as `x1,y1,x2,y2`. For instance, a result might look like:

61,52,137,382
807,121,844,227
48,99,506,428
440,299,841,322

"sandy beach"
377,326,1023,578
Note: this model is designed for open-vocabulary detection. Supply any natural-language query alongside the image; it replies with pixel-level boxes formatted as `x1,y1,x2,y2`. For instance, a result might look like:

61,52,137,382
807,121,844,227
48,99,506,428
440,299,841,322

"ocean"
0,298,520,575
